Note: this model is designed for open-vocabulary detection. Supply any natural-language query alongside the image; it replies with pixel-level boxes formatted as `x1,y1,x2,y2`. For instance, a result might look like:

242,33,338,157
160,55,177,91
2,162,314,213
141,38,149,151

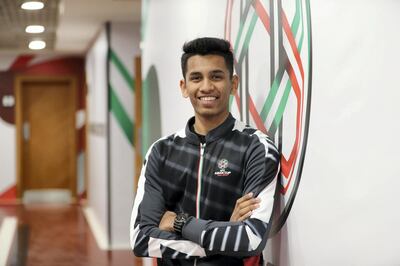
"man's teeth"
199,97,216,101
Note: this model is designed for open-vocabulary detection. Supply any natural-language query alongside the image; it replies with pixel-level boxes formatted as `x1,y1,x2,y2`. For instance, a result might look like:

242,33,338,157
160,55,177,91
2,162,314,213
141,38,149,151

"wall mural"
225,0,312,236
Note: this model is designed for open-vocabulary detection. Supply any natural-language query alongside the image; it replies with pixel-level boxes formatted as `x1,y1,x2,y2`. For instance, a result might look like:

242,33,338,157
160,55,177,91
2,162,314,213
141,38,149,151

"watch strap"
173,213,189,235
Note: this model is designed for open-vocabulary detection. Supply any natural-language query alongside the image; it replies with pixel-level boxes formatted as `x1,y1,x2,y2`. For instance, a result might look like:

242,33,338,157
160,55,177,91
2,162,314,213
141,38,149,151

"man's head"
179,37,238,128
181,37,234,79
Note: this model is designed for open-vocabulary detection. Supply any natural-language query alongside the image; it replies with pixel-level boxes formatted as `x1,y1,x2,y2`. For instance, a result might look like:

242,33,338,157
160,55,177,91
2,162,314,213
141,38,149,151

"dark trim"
106,21,112,248
245,50,250,124
269,0,275,142
277,0,283,157
270,0,313,235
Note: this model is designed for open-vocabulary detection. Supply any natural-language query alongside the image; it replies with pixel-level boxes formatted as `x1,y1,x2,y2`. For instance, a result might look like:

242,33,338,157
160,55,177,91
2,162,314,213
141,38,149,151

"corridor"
0,204,138,266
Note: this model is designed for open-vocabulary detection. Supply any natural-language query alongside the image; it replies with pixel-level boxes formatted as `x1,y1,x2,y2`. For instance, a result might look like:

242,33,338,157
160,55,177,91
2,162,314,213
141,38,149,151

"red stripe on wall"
0,185,17,200
244,255,260,266
253,0,271,34
9,55,35,71
249,96,267,133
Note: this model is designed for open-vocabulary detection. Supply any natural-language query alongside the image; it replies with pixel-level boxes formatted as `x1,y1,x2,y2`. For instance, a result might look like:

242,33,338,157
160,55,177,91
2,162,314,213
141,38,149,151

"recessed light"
25,25,45,33
29,40,46,50
21,1,44,10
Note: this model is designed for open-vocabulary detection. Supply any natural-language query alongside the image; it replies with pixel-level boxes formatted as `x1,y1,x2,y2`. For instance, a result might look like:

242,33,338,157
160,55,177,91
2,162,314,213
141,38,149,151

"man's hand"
159,211,176,232
230,192,260,222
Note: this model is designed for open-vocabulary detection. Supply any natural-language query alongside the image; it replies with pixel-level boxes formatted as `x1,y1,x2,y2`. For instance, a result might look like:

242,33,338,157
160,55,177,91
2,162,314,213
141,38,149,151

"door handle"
23,121,30,141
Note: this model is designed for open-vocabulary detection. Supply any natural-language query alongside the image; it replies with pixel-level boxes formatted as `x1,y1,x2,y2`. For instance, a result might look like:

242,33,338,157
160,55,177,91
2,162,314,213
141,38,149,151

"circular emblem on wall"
224,0,312,235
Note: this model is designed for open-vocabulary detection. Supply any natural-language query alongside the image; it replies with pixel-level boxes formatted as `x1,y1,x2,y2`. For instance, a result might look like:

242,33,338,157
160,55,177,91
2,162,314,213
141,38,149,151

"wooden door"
16,76,77,198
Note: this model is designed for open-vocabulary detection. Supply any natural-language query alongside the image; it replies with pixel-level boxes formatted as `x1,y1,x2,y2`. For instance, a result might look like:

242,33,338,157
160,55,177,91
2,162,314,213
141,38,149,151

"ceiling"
0,0,141,55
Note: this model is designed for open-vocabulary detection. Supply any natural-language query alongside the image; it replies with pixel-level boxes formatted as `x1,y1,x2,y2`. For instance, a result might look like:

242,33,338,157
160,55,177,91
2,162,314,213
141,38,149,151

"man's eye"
212,75,222,80
190,76,201,81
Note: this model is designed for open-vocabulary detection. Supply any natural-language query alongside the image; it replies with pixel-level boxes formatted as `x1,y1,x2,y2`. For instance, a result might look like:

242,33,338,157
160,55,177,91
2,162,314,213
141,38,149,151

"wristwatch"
173,213,189,235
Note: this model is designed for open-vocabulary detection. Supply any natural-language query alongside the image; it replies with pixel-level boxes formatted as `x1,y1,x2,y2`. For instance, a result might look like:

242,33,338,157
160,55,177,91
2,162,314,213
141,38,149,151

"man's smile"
198,96,218,101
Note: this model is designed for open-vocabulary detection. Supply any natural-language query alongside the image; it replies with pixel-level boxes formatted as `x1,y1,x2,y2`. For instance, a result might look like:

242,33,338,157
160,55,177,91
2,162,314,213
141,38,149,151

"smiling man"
130,37,280,266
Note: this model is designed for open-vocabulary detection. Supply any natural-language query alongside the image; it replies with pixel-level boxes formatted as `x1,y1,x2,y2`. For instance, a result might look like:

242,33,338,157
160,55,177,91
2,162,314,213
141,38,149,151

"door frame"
15,75,77,199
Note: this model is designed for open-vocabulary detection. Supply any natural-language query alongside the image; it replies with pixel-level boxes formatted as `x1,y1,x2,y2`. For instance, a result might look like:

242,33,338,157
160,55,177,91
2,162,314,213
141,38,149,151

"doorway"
15,76,77,200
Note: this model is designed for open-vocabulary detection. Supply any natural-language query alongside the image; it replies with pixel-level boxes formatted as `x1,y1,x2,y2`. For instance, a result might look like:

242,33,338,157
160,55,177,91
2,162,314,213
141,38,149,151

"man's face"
180,54,238,122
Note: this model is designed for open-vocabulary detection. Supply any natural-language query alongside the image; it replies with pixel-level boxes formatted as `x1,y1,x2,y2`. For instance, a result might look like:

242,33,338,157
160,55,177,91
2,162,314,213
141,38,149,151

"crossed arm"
159,192,261,232
130,167,278,259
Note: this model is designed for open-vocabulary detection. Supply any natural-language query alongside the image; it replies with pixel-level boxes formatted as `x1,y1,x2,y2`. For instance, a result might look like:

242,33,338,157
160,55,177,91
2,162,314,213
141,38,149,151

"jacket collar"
185,113,235,145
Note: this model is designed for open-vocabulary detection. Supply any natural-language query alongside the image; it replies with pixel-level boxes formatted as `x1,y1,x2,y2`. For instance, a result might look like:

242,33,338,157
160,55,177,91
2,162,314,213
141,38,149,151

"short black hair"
181,37,234,79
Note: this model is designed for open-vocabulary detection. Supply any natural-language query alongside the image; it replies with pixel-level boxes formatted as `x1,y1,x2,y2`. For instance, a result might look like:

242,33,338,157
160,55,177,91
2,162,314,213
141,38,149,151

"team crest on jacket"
215,159,231,177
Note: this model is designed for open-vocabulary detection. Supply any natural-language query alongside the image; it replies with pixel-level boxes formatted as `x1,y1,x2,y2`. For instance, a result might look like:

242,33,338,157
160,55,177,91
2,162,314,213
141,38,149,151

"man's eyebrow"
210,70,225,74
188,71,202,76
188,69,225,76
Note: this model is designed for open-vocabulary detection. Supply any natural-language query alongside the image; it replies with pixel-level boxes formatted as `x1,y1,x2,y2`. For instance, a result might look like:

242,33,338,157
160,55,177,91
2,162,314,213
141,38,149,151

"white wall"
86,27,109,246
86,22,141,249
281,1,400,265
0,119,16,192
141,0,225,136
0,56,17,195
109,21,140,249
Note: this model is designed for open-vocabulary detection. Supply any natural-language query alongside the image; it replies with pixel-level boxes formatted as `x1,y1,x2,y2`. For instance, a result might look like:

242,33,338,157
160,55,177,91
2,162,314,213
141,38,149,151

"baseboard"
0,217,18,265
82,207,109,250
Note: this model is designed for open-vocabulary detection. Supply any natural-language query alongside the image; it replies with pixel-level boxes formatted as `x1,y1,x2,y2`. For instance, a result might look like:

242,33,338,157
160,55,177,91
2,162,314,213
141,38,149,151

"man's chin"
195,110,228,119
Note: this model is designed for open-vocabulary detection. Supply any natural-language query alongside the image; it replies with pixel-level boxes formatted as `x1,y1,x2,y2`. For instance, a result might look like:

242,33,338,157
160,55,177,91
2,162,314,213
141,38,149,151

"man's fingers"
237,210,253,222
235,192,254,205
237,197,260,210
231,193,262,222
238,203,260,216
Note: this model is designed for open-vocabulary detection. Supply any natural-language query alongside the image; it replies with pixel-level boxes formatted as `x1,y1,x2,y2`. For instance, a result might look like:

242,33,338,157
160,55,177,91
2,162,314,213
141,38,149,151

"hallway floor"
0,204,140,266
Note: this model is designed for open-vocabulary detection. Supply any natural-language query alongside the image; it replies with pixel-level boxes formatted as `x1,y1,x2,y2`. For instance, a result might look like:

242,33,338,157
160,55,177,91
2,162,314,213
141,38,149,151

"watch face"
175,213,188,224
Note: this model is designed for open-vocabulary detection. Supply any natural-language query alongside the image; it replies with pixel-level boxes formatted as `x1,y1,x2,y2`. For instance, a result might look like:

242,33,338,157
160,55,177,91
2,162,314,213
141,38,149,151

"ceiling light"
29,40,46,50
25,25,45,34
21,1,44,10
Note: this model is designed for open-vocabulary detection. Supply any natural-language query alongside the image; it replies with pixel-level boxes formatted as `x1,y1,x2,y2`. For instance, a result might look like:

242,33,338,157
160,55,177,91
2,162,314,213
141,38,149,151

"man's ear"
230,75,239,95
180,79,189,98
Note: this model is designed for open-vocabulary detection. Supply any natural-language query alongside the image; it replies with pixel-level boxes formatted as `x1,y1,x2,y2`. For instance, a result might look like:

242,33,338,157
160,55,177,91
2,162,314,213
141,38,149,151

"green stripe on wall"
229,94,234,111
291,0,301,37
233,1,253,55
268,79,292,135
297,0,305,52
238,12,258,65
110,85,134,145
110,49,135,91
260,68,285,121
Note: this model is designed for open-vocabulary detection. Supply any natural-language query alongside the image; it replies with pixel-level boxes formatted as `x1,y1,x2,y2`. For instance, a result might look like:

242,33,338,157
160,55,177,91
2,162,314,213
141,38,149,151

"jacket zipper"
196,143,206,218
195,143,205,266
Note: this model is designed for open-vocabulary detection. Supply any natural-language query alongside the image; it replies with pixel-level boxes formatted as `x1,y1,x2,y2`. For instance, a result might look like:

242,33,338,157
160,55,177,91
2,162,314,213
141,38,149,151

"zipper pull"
200,143,205,156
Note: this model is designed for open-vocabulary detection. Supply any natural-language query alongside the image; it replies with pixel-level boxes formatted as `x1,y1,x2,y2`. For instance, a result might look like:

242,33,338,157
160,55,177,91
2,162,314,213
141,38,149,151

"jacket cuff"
181,217,208,245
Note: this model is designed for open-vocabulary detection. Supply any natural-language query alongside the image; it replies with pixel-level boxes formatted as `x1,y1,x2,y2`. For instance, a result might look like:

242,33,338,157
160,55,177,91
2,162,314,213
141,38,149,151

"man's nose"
200,78,214,92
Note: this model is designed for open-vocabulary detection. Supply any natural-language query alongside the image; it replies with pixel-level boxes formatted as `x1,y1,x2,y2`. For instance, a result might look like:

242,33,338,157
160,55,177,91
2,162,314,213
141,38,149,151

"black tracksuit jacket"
130,114,280,265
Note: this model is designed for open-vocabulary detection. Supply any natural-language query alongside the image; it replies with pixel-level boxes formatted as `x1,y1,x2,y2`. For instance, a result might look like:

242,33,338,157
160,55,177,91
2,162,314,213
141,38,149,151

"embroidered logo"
214,159,231,177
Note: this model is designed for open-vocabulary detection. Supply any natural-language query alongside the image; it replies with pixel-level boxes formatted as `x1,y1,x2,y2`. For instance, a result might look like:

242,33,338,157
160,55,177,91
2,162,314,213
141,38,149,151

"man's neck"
193,113,229,135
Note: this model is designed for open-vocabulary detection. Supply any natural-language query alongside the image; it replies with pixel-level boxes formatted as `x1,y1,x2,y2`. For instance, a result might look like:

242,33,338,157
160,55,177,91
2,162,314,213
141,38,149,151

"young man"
130,37,280,265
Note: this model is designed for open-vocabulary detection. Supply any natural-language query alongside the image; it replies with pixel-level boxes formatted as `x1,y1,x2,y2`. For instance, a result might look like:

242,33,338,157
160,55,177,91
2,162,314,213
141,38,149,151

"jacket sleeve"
130,140,207,259
181,131,280,257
